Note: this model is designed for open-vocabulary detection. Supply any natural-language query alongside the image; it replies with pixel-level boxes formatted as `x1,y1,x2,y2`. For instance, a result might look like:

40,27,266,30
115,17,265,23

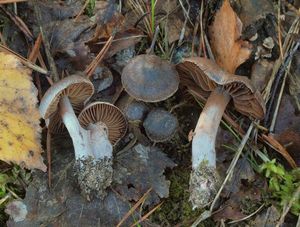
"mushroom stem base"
189,161,220,209
59,96,113,199
75,156,113,201
190,87,230,208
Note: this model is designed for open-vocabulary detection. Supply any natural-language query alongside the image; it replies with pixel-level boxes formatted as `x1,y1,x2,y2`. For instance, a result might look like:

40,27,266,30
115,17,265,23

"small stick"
269,62,290,132
117,188,152,227
85,35,113,78
74,0,89,22
276,185,300,227
130,202,163,227
0,31,6,44
28,33,43,100
0,44,48,74
33,1,60,82
146,25,159,55
46,130,52,188
0,5,33,41
0,0,27,4
277,0,284,59
228,203,265,224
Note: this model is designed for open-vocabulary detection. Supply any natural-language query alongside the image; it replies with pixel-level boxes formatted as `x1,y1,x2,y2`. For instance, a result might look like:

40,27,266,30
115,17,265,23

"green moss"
151,167,202,226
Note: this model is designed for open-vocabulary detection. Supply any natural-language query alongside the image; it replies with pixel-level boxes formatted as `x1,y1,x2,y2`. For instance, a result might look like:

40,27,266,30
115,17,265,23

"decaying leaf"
250,205,280,226
6,146,147,227
262,134,297,168
44,19,92,55
209,0,252,73
114,144,176,206
0,52,46,171
6,139,168,226
105,28,143,58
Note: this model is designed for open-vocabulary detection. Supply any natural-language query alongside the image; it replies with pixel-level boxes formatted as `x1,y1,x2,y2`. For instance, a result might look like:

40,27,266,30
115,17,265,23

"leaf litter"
0,0,300,226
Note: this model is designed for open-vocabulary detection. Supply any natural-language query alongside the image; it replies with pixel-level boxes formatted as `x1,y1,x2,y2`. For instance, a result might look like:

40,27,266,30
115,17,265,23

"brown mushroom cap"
121,54,179,102
78,102,127,145
39,75,94,120
176,57,265,119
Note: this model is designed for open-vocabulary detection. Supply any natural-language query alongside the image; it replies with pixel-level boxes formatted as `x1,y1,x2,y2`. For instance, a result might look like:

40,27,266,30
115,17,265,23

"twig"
265,40,300,126
276,185,300,227
277,0,284,59
85,35,113,78
117,188,152,227
283,0,300,17
33,1,60,82
228,203,265,224
178,0,190,45
198,0,207,57
130,202,163,227
74,0,89,22
0,5,33,41
96,35,146,45
269,61,290,132
146,25,159,54
0,44,48,74
297,214,300,227
28,33,44,100
0,0,27,3
46,130,52,189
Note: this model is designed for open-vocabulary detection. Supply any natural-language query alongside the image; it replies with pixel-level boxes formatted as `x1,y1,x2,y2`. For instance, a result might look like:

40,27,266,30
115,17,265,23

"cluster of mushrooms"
39,53,265,208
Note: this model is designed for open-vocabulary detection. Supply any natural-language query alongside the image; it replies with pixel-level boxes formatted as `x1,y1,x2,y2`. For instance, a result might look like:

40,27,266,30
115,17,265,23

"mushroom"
77,101,127,198
121,54,179,102
176,57,265,208
143,108,178,142
39,75,115,199
124,100,150,122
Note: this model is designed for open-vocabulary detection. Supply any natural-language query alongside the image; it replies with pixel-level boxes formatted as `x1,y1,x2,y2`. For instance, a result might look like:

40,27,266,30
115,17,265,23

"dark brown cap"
121,54,179,102
176,57,265,119
78,102,127,145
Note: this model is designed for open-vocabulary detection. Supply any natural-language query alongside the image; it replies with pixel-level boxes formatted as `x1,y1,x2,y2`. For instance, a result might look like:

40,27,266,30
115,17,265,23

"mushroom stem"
59,96,113,161
59,96,113,199
59,96,93,160
190,87,230,209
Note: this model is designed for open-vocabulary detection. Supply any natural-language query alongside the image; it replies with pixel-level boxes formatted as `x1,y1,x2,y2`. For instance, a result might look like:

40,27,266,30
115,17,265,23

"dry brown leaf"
209,0,252,73
0,52,46,171
262,134,297,168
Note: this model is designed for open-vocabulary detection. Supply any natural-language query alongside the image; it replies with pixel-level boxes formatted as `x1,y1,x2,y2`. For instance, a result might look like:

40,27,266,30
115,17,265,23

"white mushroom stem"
192,87,230,169
59,96,112,161
189,87,230,209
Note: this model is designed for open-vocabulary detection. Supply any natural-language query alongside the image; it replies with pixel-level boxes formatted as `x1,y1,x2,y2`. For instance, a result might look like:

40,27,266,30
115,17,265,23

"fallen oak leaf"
0,52,46,171
209,0,252,73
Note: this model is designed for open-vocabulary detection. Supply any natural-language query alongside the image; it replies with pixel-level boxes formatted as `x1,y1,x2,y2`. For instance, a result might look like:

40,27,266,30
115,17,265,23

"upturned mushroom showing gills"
78,101,127,198
39,75,119,199
176,57,265,209
121,54,179,102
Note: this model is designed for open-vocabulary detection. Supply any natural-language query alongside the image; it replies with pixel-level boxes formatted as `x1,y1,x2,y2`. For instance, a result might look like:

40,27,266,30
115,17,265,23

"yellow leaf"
0,52,46,171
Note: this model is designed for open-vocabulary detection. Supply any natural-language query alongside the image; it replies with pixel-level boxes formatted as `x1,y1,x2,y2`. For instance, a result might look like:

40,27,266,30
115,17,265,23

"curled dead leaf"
209,0,252,73
262,134,297,168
